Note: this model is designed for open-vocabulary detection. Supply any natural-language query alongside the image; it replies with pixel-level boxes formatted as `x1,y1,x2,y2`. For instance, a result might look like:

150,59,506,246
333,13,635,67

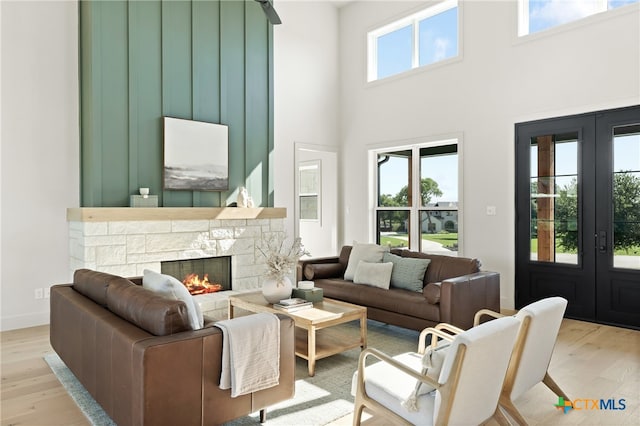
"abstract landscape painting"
163,117,229,191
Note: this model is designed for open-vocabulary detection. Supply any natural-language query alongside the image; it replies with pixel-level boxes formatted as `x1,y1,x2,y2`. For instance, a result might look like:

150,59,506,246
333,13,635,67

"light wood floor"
1,318,639,426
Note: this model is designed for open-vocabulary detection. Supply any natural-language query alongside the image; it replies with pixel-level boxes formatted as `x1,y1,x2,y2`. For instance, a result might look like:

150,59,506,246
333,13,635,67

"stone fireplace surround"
67,207,287,320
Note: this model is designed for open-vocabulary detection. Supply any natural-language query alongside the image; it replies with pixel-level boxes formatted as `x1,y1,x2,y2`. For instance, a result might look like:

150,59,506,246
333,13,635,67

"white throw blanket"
216,313,280,397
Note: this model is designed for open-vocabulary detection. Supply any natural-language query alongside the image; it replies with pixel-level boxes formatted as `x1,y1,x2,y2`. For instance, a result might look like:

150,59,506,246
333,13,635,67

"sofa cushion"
344,243,390,281
353,261,393,289
314,279,440,322
304,262,345,280
383,252,431,292
73,268,124,307
106,279,192,336
142,269,204,330
424,283,441,304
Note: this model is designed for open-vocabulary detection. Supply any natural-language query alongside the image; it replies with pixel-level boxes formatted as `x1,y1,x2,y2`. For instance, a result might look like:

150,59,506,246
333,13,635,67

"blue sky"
529,0,639,33
379,154,458,203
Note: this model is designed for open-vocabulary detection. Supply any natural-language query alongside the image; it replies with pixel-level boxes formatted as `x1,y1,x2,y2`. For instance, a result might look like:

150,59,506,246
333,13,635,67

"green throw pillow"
383,252,431,292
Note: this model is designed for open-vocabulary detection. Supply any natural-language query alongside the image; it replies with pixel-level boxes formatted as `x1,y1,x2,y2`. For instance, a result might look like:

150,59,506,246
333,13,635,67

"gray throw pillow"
353,261,393,289
383,252,431,292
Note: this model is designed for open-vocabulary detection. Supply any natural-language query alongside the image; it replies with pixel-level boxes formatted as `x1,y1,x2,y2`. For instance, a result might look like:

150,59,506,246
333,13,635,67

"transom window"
519,0,639,36
367,0,459,82
375,141,460,255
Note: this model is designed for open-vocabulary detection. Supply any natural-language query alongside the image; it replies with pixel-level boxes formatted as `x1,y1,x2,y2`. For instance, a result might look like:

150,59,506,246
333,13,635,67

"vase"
262,276,293,304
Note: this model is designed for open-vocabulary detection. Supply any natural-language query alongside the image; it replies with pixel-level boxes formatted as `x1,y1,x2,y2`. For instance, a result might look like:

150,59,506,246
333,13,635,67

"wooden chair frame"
474,309,570,426
352,327,510,426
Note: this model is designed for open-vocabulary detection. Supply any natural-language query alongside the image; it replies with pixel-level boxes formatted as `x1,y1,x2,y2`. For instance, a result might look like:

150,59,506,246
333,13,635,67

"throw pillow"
142,269,204,330
383,252,431,292
402,342,450,412
353,261,393,289
344,243,390,281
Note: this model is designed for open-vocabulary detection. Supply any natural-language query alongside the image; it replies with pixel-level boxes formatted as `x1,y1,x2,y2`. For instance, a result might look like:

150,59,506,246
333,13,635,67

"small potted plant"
258,233,310,303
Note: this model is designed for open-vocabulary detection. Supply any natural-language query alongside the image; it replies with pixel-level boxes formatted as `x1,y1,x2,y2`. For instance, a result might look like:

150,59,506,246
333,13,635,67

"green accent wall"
80,0,273,207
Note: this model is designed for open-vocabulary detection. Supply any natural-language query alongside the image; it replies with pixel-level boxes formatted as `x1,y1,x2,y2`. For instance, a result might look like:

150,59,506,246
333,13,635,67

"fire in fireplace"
161,256,232,295
181,273,222,295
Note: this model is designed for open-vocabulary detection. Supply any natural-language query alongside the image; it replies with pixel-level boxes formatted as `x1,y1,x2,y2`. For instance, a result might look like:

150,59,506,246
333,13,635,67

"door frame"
515,105,640,329
294,142,339,256
515,113,596,321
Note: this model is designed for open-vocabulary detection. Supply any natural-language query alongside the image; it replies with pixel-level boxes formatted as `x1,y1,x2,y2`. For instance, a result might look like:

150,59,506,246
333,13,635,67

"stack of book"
273,297,313,312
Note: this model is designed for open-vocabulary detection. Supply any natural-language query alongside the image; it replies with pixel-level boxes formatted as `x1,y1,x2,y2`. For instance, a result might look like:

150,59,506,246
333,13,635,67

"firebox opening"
161,256,232,295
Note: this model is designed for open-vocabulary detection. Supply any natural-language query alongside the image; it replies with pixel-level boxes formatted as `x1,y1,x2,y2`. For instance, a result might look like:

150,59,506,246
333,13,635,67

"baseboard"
1,311,49,332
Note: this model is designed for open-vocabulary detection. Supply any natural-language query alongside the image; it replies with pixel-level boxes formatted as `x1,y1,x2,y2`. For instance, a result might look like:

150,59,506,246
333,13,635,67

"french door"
515,105,640,329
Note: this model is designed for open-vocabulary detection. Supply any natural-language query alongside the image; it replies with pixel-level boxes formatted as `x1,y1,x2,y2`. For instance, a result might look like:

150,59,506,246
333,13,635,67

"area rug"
45,320,418,426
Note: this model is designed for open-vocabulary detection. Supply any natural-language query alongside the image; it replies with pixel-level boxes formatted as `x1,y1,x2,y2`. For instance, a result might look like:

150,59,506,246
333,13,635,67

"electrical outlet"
34,288,43,299
44,287,51,299
486,205,497,216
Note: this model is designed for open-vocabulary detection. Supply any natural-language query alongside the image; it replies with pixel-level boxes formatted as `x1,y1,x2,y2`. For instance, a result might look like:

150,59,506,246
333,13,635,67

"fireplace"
67,206,287,320
161,256,231,294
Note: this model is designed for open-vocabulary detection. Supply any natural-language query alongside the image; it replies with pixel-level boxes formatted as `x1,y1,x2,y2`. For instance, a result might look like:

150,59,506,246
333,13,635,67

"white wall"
273,1,340,241
338,1,640,308
0,1,79,331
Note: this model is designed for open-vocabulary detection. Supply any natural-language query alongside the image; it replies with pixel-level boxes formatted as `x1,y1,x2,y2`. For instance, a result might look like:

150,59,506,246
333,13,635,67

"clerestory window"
367,0,459,82
519,0,639,36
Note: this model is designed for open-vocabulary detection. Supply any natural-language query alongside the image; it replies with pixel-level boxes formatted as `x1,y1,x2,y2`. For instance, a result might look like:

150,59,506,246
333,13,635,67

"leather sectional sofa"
297,245,500,331
50,269,295,426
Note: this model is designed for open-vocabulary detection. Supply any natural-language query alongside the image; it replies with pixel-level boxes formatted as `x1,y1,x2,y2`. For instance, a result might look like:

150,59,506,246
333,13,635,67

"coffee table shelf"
294,323,365,361
228,291,367,376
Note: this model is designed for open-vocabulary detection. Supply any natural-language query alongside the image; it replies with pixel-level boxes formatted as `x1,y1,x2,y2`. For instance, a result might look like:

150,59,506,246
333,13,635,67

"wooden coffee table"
228,291,367,376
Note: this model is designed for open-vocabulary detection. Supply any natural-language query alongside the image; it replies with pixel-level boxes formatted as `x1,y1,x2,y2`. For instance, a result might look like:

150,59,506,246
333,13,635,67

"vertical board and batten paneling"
244,2,270,208
192,0,222,207
161,0,194,207
220,0,246,208
128,0,163,206
79,0,273,207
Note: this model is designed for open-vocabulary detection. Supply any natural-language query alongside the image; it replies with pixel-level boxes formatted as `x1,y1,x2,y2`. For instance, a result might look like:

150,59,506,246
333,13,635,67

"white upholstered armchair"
352,316,520,426
474,296,570,425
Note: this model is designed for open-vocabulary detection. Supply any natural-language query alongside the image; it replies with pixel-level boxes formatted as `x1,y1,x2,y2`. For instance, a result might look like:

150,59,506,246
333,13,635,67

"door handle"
598,231,607,253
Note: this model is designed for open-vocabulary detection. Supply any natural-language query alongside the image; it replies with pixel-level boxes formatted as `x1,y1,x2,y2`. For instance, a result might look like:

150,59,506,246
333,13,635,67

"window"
519,0,639,36
375,141,460,255
299,161,320,221
367,0,459,82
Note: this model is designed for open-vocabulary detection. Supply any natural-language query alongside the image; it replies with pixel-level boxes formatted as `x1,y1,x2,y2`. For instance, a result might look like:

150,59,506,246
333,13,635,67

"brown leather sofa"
297,246,500,331
50,269,295,426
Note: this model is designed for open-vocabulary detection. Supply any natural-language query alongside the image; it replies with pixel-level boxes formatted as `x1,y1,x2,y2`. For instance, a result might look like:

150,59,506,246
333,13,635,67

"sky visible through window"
528,0,638,34
379,154,458,204
375,4,458,80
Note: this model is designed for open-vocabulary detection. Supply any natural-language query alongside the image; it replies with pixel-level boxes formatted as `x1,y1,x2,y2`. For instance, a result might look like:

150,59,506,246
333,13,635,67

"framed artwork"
163,117,229,191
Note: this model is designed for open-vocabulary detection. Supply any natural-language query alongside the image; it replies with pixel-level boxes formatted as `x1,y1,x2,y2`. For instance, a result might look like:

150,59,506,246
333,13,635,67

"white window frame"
367,0,459,82
298,160,321,223
369,134,464,255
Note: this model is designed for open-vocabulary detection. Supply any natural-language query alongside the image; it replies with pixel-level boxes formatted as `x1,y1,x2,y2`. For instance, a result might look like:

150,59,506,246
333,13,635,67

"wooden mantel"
67,207,287,222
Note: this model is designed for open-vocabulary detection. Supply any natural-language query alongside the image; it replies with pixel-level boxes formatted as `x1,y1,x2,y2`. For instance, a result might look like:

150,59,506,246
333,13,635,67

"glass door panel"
612,125,640,270
529,134,579,264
